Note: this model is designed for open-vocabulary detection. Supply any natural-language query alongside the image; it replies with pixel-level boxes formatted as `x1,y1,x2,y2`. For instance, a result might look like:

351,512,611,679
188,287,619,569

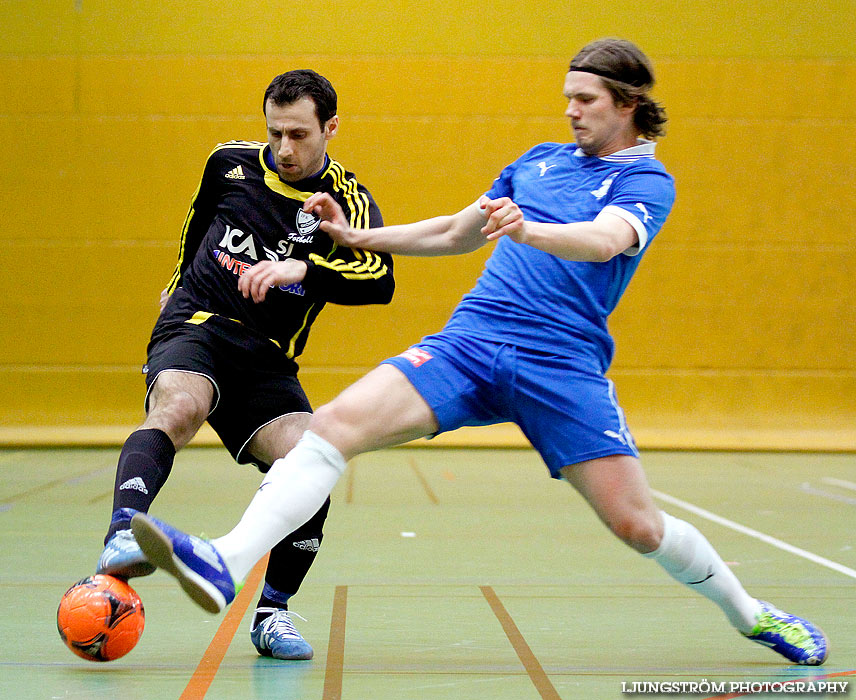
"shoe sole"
251,636,315,661
805,625,829,666
273,648,314,661
748,626,830,665
251,640,314,661
97,561,157,579
130,513,227,614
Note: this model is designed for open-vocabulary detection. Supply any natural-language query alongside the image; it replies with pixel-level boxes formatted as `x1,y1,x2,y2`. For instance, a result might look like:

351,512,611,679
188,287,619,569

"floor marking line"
1,462,114,506
87,490,114,505
799,483,856,506
652,490,856,580
703,669,856,699
345,460,356,504
409,457,439,504
480,586,562,700
1,476,68,506
323,585,348,700
179,554,268,700
822,476,856,492
66,464,115,485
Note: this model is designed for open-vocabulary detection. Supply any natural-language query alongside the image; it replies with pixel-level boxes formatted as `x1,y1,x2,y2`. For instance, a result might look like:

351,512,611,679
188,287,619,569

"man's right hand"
303,193,357,246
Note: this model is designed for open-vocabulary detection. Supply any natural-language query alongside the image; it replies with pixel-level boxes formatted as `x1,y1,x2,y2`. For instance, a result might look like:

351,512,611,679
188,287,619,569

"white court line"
652,489,856,581
822,476,856,492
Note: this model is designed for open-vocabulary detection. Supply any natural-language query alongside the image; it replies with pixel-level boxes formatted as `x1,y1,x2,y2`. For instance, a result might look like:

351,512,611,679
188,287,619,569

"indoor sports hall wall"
1,1,854,449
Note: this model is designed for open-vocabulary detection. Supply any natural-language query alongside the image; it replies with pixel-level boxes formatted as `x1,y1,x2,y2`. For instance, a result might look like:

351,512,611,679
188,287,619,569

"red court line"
703,669,856,699
179,554,269,700
323,585,348,700
480,586,562,700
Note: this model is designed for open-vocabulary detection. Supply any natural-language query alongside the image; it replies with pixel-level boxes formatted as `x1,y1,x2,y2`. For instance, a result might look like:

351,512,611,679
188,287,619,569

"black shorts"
144,317,311,471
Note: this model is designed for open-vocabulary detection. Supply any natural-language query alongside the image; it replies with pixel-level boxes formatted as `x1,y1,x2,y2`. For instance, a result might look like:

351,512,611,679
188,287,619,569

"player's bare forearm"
303,194,488,256
482,197,639,262
238,259,308,303
519,215,638,262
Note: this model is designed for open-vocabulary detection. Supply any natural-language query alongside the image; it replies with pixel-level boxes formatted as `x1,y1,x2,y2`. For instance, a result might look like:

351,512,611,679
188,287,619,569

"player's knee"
608,513,663,554
147,389,208,440
308,399,369,458
310,400,356,437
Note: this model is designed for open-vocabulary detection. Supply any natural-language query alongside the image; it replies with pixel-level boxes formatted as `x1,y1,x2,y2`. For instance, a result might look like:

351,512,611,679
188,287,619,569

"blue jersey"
442,141,675,370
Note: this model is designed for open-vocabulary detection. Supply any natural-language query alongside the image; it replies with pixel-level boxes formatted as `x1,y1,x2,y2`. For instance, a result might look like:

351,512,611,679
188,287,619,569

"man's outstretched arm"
303,193,502,257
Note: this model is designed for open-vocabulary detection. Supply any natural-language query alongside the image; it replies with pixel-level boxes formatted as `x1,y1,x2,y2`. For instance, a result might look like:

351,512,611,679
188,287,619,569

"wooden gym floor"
1,446,854,699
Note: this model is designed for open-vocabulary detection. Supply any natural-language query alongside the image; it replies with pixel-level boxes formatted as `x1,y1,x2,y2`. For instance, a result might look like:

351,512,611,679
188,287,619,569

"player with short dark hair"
263,69,338,125
96,68,394,660
130,39,828,666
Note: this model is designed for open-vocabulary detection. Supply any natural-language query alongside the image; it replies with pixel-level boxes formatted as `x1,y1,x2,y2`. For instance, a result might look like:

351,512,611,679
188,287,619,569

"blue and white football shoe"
130,512,235,613
97,508,156,578
744,600,828,665
250,608,314,660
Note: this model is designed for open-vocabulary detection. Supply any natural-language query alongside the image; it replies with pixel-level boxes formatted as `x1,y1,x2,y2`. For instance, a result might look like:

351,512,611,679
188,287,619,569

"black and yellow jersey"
155,141,394,362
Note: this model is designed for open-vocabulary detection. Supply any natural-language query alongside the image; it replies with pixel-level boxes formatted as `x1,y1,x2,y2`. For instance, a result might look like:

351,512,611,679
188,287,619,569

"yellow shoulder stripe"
323,160,370,229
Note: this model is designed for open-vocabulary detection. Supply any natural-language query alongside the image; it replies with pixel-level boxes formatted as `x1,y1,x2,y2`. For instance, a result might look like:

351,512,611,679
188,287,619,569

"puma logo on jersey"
635,203,652,223
225,165,246,180
537,161,556,177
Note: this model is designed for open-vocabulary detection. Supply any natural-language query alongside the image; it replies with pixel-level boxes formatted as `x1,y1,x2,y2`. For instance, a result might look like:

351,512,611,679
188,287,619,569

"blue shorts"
381,332,638,477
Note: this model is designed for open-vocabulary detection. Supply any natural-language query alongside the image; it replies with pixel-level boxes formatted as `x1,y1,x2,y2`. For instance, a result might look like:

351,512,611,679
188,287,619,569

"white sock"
645,511,761,633
212,430,346,583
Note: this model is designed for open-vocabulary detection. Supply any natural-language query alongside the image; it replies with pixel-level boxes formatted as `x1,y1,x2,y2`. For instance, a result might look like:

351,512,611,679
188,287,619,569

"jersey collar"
573,139,656,163
260,147,330,202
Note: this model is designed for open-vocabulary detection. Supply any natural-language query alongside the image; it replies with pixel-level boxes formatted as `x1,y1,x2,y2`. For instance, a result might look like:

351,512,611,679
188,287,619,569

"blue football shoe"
130,512,235,614
744,600,828,665
250,608,314,660
97,508,156,578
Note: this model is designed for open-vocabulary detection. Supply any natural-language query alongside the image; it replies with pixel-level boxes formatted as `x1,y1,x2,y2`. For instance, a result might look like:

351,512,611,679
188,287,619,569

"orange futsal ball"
57,574,145,662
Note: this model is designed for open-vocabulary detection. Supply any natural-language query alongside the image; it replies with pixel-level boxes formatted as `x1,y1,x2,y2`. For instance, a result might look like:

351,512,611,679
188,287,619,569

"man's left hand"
238,259,309,303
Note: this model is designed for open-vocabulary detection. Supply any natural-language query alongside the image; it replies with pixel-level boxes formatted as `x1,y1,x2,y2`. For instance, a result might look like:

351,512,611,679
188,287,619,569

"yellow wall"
2,1,854,448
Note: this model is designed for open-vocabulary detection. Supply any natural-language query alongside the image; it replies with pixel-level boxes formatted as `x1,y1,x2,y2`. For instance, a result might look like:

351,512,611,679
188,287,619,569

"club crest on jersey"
292,209,320,242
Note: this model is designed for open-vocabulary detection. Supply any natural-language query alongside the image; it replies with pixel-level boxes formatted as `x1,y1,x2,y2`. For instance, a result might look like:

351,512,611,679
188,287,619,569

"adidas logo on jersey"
225,165,246,180
292,538,320,553
119,477,149,494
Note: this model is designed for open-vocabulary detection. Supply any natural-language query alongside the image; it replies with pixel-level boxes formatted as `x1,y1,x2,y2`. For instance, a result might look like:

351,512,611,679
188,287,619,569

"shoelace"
759,612,815,648
110,529,139,551
256,608,307,641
